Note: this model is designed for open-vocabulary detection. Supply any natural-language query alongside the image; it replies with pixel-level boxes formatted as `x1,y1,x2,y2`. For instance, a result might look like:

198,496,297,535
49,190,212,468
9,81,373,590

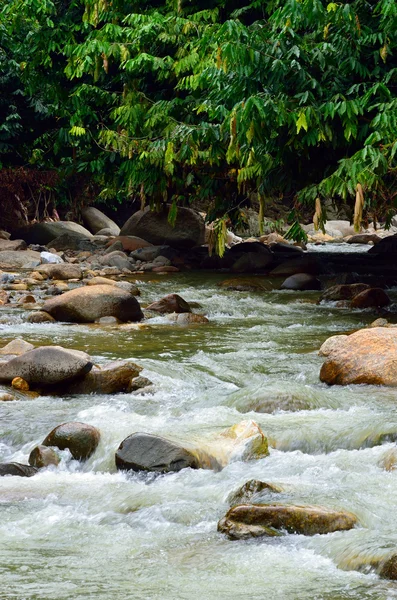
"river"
1,272,397,599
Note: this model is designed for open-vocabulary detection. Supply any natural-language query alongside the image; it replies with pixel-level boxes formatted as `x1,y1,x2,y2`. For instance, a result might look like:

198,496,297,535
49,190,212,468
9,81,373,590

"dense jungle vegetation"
0,0,396,233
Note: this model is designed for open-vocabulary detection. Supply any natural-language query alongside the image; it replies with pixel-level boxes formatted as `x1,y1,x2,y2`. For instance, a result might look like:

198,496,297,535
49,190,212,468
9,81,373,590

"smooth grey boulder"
47,232,96,252
0,463,38,477
0,346,92,385
0,250,41,267
82,206,120,235
17,221,93,245
42,284,143,323
42,422,100,460
115,432,199,473
120,206,205,249
281,273,321,291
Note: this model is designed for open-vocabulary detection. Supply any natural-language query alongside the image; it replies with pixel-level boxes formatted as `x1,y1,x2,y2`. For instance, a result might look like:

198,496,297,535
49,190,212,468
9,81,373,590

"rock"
42,285,143,323
270,242,304,255
40,251,64,264
115,432,200,473
270,256,323,277
228,480,283,505
106,235,152,252
318,335,348,357
0,230,11,240
219,278,268,292
0,346,92,385
152,266,179,273
42,422,100,460
281,273,321,291
369,318,389,328
18,294,36,304
146,293,191,314
47,232,96,252
54,361,142,395
175,313,209,324
0,239,27,251
95,228,116,236
11,377,29,391
86,276,140,295
305,220,355,238
232,251,273,273
368,234,397,254
26,311,56,324
28,445,60,468
0,339,34,356
130,245,170,262
82,206,120,235
0,250,41,268
120,205,205,249
379,554,397,580
129,376,153,392
320,328,397,385
0,463,38,477
37,263,82,280
0,290,9,305
95,316,120,324
320,283,370,302
103,241,124,254
7,283,28,291
351,288,390,309
346,233,381,245
17,221,93,245
218,504,357,540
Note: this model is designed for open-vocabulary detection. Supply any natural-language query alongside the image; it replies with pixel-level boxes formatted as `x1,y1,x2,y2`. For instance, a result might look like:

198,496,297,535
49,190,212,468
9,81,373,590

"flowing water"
1,273,397,600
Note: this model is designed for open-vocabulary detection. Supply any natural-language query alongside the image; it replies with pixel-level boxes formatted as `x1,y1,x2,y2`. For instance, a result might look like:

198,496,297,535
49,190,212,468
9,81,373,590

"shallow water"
1,273,397,599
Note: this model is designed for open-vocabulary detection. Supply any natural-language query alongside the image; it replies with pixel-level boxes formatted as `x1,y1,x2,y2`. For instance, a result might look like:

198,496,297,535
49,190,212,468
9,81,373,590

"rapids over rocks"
2,272,397,599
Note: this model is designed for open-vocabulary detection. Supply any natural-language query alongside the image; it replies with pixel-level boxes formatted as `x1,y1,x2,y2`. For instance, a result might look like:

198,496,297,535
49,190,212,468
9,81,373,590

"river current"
1,273,397,599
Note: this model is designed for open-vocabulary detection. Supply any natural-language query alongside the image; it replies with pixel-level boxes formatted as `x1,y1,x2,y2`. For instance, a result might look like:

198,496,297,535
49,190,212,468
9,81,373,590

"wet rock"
106,236,152,253
0,463,38,477
0,392,15,401
95,316,120,324
17,221,93,245
232,251,273,273
129,376,153,392
218,504,357,540
0,250,41,268
86,276,140,295
0,339,34,356
281,273,321,291
368,234,397,255
12,377,29,391
115,432,199,473
320,283,370,302
228,480,283,505
152,265,179,273
0,290,9,304
146,293,191,314
54,360,142,395
26,311,56,324
351,288,390,309
82,206,120,235
29,445,60,468
175,313,209,325
219,278,268,292
37,263,82,280
42,422,100,460
379,554,397,580
0,346,92,385
320,328,397,385
42,285,143,323
0,239,27,251
120,205,205,249
18,294,36,305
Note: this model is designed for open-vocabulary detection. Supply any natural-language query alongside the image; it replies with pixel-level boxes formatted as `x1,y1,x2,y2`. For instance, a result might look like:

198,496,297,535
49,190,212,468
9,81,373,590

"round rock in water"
115,432,199,473
42,422,100,461
146,294,191,314
0,463,38,477
29,445,60,468
0,346,92,385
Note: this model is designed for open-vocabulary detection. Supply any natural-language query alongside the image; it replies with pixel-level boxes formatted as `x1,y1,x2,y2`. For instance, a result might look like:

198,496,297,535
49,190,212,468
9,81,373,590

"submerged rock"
379,554,397,580
228,480,283,505
320,328,397,385
0,346,92,385
42,285,143,323
0,463,38,477
29,445,60,468
42,422,100,460
218,504,357,540
146,293,191,314
115,432,199,473
175,313,209,325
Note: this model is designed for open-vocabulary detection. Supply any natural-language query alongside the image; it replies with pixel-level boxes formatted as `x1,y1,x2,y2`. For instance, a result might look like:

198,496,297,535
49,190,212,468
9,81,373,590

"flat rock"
54,361,142,395
115,432,200,473
0,463,38,477
37,263,82,280
320,328,397,385
218,504,357,539
0,346,92,385
0,250,41,268
42,285,143,323
0,239,27,251
42,422,100,460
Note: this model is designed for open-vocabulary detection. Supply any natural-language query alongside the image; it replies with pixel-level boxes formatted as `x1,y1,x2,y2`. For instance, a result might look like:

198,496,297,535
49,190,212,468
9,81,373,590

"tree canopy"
1,0,396,234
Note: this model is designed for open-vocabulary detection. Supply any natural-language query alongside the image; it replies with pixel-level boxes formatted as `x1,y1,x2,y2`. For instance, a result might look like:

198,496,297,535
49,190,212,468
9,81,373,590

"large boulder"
232,252,273,273
37,263,82,280
42,285,143,323
47,232,96,252
86,276,140,295
54,361,142,395
0,346,92,385
0,250,41,268
115,432,200,473
218,504,357,540
120,206,205,249
270,256,323,277
351,288,391,309
320,328,397,385
42,422,100,460
17,221,93,245
82,206,120,235
146,293,191,314
0,463,38,477
320,283,370,302
0,239,27,251
368,234,397,254
281,273,321,291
